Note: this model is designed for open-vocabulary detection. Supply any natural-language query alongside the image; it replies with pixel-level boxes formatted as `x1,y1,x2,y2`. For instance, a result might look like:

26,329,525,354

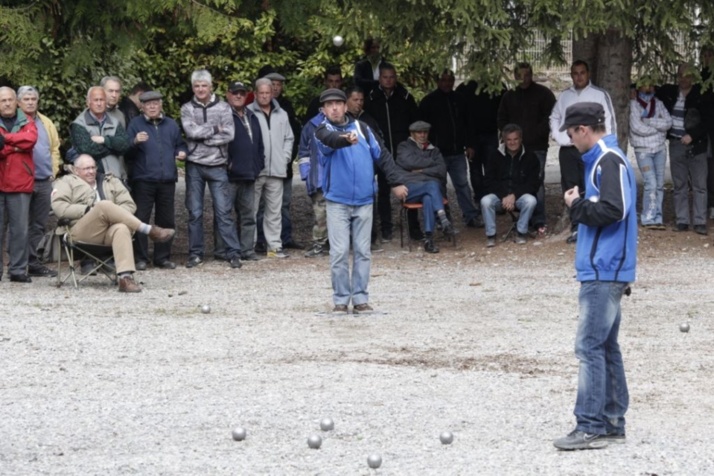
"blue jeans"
185,162,240,259
635,149,666,225
531,150,547,227
444,154,479,222
326,201,372,306
405,181,446,233
574,281,630,435
480,193,537,237
0,192,31,276
215,180,255,259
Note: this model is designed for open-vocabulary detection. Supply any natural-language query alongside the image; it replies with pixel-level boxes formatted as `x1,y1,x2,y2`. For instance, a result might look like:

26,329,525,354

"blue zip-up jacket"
569,135,637,283
126,114,187,182
227,108,264,182
315,116,405,206
298,112,325,196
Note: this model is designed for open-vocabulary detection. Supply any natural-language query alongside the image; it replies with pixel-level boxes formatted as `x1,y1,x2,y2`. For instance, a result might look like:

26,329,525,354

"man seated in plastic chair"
50,154,175,292
480,123,540,248
395,121,455,253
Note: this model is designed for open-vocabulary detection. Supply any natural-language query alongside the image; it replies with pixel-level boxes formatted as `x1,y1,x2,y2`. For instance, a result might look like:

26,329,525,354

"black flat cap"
139,90,163,102
559,102,605,131
319,88,347,103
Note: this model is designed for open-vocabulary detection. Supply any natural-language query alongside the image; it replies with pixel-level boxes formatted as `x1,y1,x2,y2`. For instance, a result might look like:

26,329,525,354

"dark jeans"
215,180,254,259
469,132,499,204
376,169,392,236
27,179,53,267
531,149,547,228
132,181,176,264
0,192,31,276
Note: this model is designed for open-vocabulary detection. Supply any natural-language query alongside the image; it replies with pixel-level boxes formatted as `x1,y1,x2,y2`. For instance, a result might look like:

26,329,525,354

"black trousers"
558,146,584,232
131,181,176,264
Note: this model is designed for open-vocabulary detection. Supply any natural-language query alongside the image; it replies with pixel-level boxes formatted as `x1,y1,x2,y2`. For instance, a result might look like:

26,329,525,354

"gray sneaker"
553,430,608,450
486,236,496,248
515,232,527,244
304,243,327,258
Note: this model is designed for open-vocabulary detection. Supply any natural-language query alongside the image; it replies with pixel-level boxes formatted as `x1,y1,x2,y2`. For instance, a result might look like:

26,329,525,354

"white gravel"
1,178,713,475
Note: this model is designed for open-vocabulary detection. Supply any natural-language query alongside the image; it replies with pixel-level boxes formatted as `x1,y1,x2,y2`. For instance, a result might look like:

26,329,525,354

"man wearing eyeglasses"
550,60,617,243
51,154,176,292
553,102,637,451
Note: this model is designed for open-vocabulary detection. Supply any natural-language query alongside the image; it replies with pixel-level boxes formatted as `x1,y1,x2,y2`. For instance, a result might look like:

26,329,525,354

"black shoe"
410,230,425,241
135,260,148,271
674,223,689,232
283,240,305,250
241,253,260,261
304,243,327,257
229,257,243,269
254,242,267,254
81,260,97,276
381,231,393,243
442,222,457,237
10,274,32,283
424,238,439,253
466,216,484,228
694,224,708,235
566,230,578,243
155,260,177,269
28,264,58,278
186,255,204,268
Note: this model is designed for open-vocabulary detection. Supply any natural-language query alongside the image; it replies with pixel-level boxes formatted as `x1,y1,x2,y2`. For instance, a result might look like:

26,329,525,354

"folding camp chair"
55,220,117,288
398,198,456,251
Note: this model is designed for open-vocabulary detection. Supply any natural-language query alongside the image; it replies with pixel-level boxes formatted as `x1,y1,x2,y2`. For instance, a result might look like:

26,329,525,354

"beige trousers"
69,201,141,273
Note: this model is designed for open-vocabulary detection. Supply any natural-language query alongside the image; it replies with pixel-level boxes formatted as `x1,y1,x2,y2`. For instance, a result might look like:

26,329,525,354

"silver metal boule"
367,453,382,469
307,434,322,449
680,322,690,333
440,431,454,444
232,427,247,441
333,35,344,47
201,304,211,314
320,417,334,431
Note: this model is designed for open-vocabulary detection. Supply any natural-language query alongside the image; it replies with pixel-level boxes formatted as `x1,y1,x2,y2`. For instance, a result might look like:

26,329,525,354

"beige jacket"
51,172,136,227
37,112,62,177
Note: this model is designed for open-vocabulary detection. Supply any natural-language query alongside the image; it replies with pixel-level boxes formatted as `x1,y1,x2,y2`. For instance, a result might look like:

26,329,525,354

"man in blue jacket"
126,90,188,270
554,102,638,451
315,89,407,315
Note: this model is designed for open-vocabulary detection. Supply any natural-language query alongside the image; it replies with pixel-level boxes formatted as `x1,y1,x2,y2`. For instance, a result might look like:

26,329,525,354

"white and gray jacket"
180,95,234,167
247,99,294,178
628,97,672,153
550,81,617,147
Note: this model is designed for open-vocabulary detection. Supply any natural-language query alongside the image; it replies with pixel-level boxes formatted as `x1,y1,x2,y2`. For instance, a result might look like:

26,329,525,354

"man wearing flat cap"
553,101,637,451
395,120,455,253
126,90,187,270
315,88,408,314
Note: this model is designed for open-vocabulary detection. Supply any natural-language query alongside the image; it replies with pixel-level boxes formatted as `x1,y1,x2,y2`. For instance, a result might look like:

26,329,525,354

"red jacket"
0,110,37,193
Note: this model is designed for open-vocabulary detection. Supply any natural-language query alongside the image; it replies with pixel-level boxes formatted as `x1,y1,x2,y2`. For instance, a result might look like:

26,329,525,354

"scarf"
636,92,656,118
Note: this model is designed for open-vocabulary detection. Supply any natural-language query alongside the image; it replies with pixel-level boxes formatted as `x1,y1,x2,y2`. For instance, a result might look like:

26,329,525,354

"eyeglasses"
76,166,97,171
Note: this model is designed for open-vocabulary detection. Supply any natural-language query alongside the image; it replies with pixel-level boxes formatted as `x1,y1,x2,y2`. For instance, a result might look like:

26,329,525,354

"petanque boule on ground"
231,427,246,441
367,453,382,469
200,304,211,314
319,417,334,431
307,434,322,449
439,431,454,445
680,322,690,333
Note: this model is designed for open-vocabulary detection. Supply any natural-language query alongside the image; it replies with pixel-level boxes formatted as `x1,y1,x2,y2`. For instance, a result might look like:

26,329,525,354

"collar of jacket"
497,142,525,159
408,136,434,150
0,109,29,132
191,94,219,109
84,109,114,127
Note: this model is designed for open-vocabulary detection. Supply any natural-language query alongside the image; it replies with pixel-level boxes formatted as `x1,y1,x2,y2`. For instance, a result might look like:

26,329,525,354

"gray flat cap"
264,72,286,81
409,120,431,132
139,90,163,102
319,88,347,103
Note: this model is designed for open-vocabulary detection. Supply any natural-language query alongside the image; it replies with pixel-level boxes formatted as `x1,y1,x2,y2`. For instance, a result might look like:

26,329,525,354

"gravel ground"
1,176,713,475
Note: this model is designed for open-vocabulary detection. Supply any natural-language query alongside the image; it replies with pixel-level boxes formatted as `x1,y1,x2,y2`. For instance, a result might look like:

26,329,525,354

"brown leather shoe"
118,275,142,293
148,226,175,243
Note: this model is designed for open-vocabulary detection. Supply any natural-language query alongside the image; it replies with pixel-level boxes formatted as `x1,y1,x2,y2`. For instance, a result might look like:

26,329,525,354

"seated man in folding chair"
395,121,455,253
480,123,540,247
50,154,175,292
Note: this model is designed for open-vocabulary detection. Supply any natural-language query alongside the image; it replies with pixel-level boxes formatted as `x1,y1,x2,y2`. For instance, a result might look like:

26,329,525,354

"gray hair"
0,86,16,99
17,86,39,101
100,76,122,87
191,69,212,86
255,77,272,90
74,154,96,169
86,86,106,102
501,123,523,137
